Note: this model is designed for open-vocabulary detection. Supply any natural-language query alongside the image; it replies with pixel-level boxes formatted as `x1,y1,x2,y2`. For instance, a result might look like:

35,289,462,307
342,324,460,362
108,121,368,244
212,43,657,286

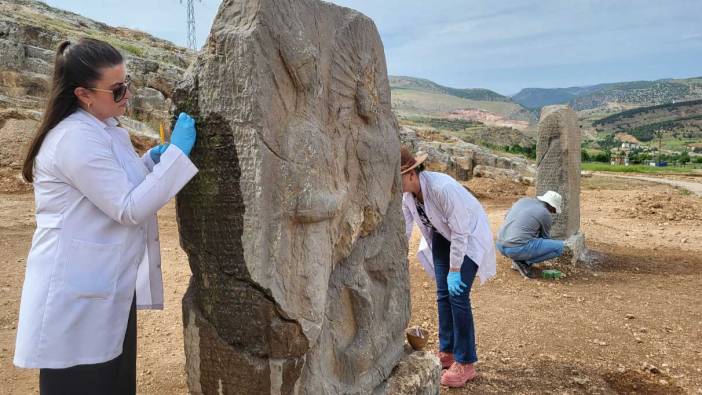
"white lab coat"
402,171,496,284
14,109,198,369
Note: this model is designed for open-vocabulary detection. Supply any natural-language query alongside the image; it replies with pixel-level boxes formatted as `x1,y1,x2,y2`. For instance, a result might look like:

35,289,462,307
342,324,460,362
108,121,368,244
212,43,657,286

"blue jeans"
432,232,478,364
496,238,564,266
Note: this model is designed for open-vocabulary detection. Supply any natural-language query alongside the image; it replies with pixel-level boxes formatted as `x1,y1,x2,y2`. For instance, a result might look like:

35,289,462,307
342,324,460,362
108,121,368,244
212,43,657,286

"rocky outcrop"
0,108,39,167
473,164,531,185
401,126,534,182
384,349,441,395
0,0,192,134
0,108,37,192
0,0,190,191
172,0,436,393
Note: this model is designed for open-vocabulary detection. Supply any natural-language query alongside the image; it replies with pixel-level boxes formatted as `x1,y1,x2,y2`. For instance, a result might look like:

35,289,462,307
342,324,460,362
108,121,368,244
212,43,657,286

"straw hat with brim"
537,191,563,214
400,148,428,175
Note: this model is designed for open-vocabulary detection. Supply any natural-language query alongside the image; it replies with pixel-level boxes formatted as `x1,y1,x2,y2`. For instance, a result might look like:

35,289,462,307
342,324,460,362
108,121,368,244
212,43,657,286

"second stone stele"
536,105,587,263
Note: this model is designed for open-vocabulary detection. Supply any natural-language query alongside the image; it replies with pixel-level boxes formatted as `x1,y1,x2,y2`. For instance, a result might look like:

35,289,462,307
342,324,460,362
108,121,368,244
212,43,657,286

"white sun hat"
537,190,563,214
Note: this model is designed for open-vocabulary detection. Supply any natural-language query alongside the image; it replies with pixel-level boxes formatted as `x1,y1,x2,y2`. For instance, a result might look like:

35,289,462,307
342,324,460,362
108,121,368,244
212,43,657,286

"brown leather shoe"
437,352,455,369
441,362,477,387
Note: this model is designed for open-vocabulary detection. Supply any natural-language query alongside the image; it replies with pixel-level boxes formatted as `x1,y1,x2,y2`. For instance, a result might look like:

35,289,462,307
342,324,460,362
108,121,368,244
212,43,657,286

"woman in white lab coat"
13,38,198,394
400,148,496,388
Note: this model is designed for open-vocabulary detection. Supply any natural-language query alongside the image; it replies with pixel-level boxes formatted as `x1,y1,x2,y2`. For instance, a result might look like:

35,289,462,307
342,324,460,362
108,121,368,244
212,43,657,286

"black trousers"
39,295,137,395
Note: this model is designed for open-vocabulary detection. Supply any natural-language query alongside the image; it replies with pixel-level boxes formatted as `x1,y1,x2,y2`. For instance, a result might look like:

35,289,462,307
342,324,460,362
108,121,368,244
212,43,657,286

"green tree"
593,151,611,163
679,151,690,164
581,150,591,162
653,129,665,164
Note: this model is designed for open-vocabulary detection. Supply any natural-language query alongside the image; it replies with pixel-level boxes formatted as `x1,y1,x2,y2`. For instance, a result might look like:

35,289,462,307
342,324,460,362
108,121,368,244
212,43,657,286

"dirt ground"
1,174,701,394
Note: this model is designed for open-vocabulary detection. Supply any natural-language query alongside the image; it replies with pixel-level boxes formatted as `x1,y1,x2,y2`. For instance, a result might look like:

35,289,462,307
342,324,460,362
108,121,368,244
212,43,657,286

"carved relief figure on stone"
170,1,444,393
400,147,497,388
13,38,199,394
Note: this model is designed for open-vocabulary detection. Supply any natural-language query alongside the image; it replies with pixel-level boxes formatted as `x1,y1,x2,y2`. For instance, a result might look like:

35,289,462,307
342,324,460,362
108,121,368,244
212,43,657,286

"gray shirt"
497,197,553,247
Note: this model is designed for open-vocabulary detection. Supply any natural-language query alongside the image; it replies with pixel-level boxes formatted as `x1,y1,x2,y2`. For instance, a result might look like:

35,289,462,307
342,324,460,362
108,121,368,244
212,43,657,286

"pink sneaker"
441,362,477,387
437,352,455,369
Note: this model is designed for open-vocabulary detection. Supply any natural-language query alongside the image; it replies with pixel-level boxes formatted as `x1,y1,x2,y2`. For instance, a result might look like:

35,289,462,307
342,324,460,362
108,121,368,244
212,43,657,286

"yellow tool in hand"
159,122,166,144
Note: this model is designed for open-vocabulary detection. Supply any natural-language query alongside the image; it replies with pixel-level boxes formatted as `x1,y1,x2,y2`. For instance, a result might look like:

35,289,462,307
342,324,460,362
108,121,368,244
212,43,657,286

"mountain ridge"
389,75,509,102
512,77,702,110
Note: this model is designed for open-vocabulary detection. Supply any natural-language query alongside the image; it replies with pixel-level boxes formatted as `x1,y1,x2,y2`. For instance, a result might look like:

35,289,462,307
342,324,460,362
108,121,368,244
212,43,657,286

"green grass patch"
581,162,696,174
112,41,146,57
583,148,604,156
659,138,701,151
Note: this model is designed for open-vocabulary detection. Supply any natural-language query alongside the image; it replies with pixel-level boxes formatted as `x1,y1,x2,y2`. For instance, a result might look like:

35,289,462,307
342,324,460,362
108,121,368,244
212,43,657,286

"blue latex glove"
170,112,197,156
447,272,468,296
149,143,169,164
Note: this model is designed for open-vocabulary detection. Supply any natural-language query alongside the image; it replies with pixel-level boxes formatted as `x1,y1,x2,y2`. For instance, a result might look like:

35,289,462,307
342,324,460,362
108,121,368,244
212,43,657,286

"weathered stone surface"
23,44,53,62
0,109,40,168
401,126,533,181
473,164,532,185
536,105,581,238
384,348,441,395
129,86,170,130
0,117,36,168
0,38,25,69
0,108,39,193
563,232,586,264
172,0,427,393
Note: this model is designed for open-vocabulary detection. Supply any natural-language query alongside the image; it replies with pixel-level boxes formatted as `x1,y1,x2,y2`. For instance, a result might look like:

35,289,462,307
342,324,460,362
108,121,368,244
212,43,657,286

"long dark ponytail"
22,38,124,182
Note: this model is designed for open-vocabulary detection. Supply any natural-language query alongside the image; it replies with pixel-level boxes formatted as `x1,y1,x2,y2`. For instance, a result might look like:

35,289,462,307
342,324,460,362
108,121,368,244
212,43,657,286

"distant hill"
389,76,536,129
390,75,508,102
511,87,589,109
592,99,702,144
513,77,702,111
571,79,702,111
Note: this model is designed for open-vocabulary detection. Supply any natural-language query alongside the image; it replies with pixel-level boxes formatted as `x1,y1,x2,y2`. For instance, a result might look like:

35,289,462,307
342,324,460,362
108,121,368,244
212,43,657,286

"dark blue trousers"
432,232,478,364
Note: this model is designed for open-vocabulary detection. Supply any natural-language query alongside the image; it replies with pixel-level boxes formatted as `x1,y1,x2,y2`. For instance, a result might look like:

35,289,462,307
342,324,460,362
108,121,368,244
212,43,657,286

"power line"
180,0,200,51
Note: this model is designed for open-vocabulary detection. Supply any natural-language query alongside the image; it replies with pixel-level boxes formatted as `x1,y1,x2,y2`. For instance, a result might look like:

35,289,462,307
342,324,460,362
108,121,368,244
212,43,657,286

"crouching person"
496,191,565,278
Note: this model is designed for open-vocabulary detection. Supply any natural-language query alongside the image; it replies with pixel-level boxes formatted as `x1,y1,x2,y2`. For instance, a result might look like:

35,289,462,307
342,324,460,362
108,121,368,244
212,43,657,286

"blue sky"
44,0,702,95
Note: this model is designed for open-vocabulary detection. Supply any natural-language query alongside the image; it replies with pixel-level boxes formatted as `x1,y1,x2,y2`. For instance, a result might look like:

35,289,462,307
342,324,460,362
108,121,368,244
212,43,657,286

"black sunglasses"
89,75,132,102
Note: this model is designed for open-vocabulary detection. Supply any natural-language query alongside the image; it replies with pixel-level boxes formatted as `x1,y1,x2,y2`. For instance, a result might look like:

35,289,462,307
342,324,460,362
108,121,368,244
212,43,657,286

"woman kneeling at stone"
400,148,496,387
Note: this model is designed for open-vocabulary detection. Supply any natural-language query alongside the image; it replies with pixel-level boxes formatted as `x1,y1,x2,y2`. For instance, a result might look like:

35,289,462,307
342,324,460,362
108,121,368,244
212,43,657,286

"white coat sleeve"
142,149,156,172
436,183,472,271
401,197,414,241
55,127,198,226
